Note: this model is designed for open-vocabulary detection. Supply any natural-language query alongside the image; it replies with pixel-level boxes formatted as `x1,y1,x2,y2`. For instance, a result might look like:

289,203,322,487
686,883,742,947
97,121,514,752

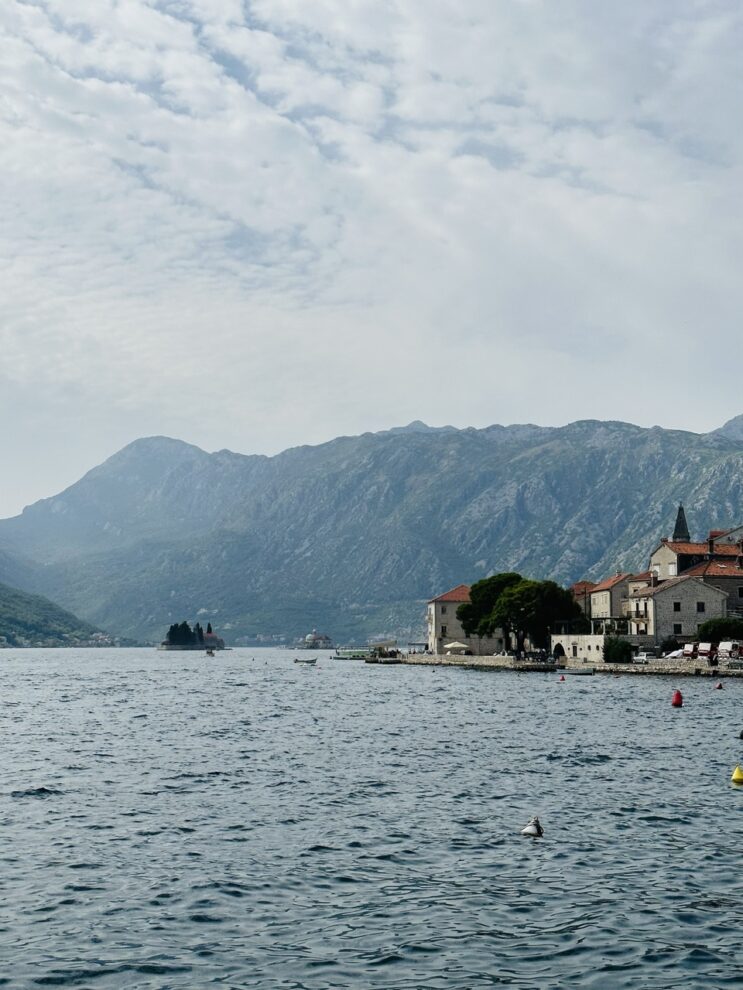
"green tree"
603,637,633,662
697,616,743,641
491,579,581,652
456,573,522,637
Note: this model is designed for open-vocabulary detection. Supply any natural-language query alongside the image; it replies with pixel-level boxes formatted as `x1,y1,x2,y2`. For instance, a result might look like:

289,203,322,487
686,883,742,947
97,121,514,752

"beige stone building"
629,576,727,643
589,573,633,621
426,584,506,655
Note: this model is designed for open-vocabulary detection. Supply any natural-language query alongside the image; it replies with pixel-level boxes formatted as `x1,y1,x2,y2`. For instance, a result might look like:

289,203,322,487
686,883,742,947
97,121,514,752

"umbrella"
443,641,468,650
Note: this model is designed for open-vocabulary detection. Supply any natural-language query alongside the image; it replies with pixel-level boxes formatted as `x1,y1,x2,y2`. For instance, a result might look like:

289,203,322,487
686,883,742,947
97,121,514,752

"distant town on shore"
427,506,743,667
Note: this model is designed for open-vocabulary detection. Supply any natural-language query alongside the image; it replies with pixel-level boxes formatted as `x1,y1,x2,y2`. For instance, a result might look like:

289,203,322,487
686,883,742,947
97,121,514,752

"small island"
160,620,225,651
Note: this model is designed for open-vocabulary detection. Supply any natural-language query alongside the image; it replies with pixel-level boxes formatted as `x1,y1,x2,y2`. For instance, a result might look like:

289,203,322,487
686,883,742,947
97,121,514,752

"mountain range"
1,416,743,645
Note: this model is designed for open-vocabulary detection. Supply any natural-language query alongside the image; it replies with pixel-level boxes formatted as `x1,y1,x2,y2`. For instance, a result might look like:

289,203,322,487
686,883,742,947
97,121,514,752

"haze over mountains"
2,417,743,645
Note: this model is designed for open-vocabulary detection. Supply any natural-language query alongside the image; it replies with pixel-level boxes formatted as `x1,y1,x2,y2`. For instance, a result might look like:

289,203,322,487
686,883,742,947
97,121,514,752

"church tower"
672,504,690,542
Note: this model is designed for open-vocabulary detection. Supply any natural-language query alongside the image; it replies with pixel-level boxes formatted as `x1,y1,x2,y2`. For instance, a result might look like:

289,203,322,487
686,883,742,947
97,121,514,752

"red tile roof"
571,580,596,595
590,573,632,594
429,584,471,603
684,561,743,577
665,541,708,554
665,541,738,556
629,571,652,582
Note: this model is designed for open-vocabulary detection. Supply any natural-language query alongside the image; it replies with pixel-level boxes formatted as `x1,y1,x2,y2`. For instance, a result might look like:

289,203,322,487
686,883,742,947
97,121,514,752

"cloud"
0,0,741,514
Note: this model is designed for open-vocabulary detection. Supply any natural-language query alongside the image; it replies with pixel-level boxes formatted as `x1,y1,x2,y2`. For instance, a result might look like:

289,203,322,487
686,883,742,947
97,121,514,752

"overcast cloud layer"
1,1,742,516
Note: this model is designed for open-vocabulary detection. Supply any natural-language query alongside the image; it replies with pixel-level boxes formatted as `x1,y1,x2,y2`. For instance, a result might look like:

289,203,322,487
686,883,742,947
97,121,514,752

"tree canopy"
456,572,580,649
456,573,522,637
491,579,582,650
697,616,743,641
165,620,205,646
603,636,634,662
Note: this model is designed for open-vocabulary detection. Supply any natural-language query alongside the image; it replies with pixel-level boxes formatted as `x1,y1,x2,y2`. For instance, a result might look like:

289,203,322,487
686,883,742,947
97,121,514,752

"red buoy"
715,682,723,690
671,689,683,708
559,674,565,682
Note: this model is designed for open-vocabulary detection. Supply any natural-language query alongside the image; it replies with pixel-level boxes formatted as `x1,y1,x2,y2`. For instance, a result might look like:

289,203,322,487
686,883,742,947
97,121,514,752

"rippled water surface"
1,648,742,988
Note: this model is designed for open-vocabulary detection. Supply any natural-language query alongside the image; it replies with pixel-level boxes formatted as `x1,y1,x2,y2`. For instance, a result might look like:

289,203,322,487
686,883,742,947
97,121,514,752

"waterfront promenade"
402,653,743,677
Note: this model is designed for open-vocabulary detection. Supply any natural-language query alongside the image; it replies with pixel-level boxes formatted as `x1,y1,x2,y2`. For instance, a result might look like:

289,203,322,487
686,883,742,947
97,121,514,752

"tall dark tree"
456,573,522,637
207,622,213,635
491,579,581,651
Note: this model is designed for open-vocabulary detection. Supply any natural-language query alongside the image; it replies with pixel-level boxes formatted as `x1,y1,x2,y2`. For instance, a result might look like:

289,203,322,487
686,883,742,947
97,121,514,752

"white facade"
550,633,606,663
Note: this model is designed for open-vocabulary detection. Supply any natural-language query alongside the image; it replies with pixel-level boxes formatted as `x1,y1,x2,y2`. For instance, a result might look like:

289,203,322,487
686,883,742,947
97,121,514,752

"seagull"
521,815,544,837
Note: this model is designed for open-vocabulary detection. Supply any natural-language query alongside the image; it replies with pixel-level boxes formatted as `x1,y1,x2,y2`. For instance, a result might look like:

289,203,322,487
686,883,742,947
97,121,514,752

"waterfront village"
426,506,743,673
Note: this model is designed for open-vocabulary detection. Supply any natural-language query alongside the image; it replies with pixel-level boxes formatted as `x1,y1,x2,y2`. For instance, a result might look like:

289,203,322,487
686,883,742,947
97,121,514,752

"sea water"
1,648,742,988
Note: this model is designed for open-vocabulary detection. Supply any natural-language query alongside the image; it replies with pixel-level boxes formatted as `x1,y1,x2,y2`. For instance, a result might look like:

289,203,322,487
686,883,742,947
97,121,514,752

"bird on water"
521,816,544,837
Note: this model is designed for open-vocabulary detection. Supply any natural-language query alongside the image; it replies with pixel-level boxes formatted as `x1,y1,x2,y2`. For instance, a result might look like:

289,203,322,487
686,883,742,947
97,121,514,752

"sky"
1,0,742,517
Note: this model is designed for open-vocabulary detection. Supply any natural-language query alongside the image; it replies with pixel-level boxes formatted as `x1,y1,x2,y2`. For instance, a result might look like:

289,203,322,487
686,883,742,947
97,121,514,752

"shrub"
603,637,633,663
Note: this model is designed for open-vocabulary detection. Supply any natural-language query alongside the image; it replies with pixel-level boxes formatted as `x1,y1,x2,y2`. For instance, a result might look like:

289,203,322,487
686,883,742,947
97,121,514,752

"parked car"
634,652,654,664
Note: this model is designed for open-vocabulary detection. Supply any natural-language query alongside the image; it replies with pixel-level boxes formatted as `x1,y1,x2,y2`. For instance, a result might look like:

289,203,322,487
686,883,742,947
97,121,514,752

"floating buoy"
715,682,723,690
671,689,683,708
559,674,565,682
731,765,743,785
521,815,544,837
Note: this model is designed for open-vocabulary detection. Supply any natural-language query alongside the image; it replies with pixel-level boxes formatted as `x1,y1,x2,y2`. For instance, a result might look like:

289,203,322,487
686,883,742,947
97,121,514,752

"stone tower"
672,504,690,542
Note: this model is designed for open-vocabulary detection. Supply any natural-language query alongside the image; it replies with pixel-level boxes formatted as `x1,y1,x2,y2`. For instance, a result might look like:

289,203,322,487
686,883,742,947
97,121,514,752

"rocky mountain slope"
1,418,742,644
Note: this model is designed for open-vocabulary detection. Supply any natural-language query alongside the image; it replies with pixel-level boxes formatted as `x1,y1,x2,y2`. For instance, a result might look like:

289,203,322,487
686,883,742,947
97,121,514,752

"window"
673,601,681,612
696,601,705,613
441,625,447,637
441,605,447,614
673,623,682,635
668,563,677,576
738,587,743,599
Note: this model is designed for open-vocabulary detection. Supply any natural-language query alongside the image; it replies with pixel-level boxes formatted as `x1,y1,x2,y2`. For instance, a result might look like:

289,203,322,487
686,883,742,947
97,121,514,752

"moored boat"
335,647,375,659
565,666,595,675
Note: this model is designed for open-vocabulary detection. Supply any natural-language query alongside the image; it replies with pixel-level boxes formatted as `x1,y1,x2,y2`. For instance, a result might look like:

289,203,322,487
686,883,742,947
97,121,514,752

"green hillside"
0,581,110,648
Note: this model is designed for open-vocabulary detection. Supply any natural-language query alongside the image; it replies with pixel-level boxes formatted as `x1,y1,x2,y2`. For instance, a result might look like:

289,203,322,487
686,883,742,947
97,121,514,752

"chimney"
708,536,714,555
650,572,658,588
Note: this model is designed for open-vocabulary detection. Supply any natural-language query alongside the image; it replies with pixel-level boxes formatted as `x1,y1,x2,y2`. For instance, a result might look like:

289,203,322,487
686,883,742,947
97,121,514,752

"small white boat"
565,666,594,676
294,656,317,666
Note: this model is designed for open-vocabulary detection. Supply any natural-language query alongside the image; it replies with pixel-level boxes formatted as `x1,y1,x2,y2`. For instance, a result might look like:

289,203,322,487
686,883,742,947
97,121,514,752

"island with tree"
160,620,225,650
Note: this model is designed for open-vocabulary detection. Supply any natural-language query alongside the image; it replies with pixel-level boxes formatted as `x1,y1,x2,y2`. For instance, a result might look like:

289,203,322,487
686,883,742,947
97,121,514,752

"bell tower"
672,504,690,542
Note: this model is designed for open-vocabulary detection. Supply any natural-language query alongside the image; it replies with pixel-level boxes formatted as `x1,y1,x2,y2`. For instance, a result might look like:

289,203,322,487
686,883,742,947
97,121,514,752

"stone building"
589,573,633,622
629,576,727,644
426,584,506,655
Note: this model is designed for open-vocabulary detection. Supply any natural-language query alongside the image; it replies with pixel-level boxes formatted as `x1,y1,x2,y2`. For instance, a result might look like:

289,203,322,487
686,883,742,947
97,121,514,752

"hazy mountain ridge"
1,419,742,644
